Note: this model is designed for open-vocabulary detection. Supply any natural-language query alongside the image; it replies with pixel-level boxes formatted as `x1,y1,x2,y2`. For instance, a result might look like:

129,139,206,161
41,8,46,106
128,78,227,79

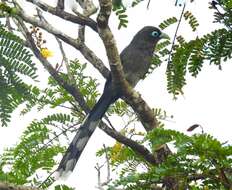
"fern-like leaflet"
0,25,37,126
114,7,128,29
183,11,199,31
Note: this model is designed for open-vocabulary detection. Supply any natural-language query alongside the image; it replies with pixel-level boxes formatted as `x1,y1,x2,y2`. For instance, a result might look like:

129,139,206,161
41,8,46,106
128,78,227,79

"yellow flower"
40,48,53,58
112,142,122,152
111,142,123,162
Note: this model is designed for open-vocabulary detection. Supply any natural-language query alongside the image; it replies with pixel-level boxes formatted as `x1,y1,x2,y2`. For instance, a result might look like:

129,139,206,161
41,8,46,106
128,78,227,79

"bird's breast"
121,47,153,87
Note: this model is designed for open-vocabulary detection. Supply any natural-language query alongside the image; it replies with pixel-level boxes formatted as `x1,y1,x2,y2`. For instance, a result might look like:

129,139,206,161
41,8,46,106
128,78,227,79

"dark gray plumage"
56,26,169,178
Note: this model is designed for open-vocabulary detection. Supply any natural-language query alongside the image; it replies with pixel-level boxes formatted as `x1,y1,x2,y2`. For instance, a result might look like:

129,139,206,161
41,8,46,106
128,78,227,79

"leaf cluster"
0,2,18,17
183,11,199,31
113,7,128,29
21,60,100,118
1,1,232,190
0,55,135,188
0,121,64,185
152,4,232,97
167,28,232,96
106,128,232,189
0,24,38,126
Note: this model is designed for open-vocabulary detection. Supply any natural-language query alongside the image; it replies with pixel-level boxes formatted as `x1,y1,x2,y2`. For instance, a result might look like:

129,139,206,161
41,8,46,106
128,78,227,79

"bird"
56,26,169,178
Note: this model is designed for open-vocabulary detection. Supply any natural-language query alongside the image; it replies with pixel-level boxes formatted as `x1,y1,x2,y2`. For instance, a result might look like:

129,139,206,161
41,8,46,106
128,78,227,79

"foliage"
0,119,64,185
0,2,18,17
159,17,178,30
166,27,232,96
113,7,128,29
55,184,75,190
20,60,100,117
0,56,133,188
107,100,133,118
151,1,232,97
0,24,37,126
131,0,144,7
183,11,199,31
104,128,232,190
0,0,232,189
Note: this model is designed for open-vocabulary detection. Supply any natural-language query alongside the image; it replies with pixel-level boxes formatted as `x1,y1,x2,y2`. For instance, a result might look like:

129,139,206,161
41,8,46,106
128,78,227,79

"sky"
0,0,232,189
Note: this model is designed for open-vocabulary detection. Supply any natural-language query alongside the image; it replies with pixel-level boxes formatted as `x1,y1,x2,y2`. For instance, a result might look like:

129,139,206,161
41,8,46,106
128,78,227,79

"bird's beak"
160,32,170,40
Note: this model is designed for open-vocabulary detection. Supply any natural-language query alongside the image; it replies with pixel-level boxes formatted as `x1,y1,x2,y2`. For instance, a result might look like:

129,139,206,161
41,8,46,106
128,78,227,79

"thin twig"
55,37,74,82
167,2,186,70
103,144,111,184
38,170,56,188
36,122,79,153
95,163,104,190
147,0,151,9
5,17,14,31
35,6,71,77
103,115,116,130
95,144,112,189
78,25,85,42
25,0,98,32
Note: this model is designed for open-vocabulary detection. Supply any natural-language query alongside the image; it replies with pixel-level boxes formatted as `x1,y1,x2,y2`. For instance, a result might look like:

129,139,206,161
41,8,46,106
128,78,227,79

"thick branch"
99,122,159,165
96,0,158,132
97,0,125,85
57,0,64,10
96,0,172,166
25,0,98,32
122,92,157,132
0,182,40,190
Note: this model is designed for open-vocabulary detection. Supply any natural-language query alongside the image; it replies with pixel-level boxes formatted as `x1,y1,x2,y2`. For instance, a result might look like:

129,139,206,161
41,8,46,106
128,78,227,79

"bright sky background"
0,0,232,189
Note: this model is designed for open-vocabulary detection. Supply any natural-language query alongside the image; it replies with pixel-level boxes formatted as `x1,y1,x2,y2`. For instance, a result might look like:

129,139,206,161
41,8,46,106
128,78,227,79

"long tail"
56,85,117,178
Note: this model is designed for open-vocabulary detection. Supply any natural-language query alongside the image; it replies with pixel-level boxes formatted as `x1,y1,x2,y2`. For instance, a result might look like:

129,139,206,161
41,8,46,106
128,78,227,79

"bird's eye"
151,31,159,37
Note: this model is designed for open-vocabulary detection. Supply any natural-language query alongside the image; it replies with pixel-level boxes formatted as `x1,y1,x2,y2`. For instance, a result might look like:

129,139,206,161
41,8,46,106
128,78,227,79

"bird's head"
131,26,169,47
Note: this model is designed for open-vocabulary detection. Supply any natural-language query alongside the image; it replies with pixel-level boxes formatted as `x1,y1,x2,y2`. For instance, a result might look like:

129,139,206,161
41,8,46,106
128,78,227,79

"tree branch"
75,0,98,17
95,144,112,188
15,7,110,78
96,0,172,166
57,0,64,10
16,14,159,167
96,0,159,132
99,122,159,164
16,18,90,113
25,0,98,32
167,2,186,69
16,0,171,174
0,182,40,190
